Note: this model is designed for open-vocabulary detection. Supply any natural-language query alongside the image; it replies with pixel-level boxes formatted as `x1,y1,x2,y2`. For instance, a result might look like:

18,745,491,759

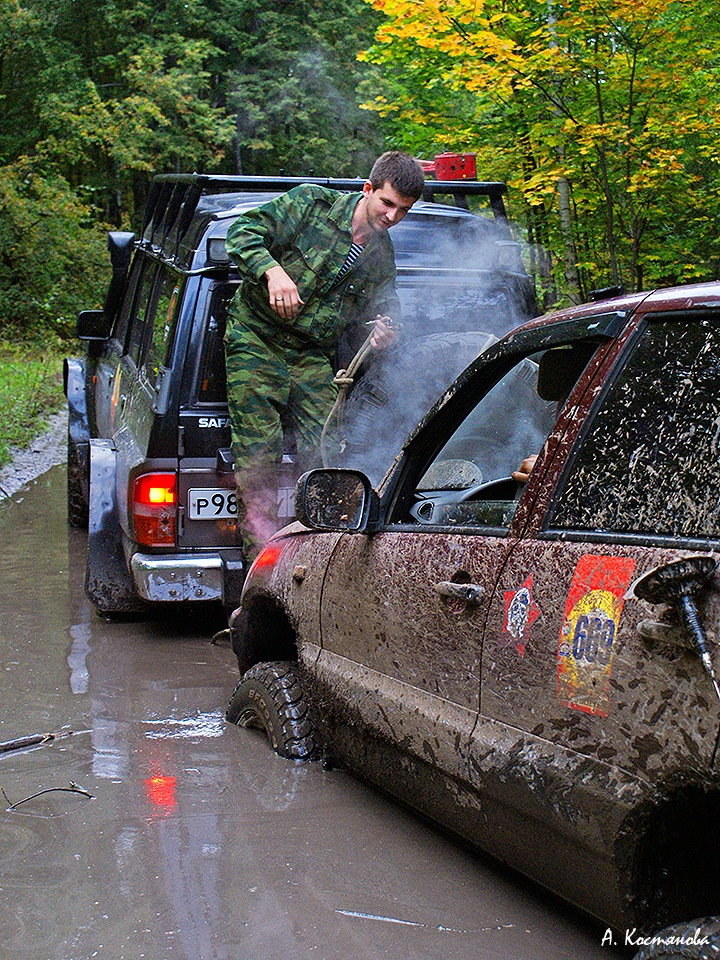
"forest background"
2,0,719,346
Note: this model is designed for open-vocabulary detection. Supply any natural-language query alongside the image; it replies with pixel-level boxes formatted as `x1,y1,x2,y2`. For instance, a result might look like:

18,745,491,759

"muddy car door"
315,319,616,798
478,307,720,921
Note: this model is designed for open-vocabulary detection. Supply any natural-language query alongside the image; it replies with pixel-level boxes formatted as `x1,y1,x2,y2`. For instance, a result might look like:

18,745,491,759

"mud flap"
64,357,91,522
64,357,90,450
86,439,147,615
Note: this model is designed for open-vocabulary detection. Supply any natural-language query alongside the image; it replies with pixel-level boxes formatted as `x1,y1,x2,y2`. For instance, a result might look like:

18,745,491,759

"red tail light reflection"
144,775,177,810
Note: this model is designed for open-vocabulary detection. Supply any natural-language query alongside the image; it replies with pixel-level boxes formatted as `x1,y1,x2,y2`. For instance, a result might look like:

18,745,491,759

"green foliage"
221,0,385,176
0,345,63,467
1,0,384,220
0,161,108,340
0,0,385,343
359,0,720,304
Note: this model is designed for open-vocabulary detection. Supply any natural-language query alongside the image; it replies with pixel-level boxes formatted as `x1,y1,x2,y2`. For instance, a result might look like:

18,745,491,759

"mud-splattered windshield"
550,312,720,539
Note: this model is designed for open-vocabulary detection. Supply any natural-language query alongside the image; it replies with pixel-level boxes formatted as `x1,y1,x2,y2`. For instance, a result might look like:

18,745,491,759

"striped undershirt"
335,242,364,283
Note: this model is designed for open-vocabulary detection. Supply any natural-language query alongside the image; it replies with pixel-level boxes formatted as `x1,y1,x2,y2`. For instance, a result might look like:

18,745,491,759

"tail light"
248,542,284,575
133,473,177,547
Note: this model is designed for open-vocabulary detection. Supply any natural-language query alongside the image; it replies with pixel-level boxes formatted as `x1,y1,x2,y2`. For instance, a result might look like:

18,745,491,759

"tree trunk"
556,171,582,303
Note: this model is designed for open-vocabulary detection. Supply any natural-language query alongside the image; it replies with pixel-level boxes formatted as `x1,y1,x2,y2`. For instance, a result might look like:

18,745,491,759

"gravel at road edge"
0,409,68,500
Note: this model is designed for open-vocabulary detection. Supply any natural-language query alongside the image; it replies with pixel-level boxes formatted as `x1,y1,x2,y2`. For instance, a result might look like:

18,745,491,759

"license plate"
187,488,238,520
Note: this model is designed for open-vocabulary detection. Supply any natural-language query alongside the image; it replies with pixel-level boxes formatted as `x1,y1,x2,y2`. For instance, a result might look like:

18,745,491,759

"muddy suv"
64,170,537,615
227,281,720,956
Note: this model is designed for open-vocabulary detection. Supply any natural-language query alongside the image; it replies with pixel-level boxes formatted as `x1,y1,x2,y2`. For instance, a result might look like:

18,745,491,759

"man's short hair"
369,151,426,200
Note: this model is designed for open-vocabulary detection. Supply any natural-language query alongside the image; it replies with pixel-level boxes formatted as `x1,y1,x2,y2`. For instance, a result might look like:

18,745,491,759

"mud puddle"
0,466,631,959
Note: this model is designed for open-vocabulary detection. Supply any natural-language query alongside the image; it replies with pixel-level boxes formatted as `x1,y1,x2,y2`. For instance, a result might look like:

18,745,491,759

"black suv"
64,171,537,615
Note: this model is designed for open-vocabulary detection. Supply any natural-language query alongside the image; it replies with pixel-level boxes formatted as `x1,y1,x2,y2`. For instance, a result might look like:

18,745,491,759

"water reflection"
0,467,629,960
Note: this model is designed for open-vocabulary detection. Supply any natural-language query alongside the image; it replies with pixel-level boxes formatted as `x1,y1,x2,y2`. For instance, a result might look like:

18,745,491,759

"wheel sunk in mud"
226,661,319,760
632,916,720,959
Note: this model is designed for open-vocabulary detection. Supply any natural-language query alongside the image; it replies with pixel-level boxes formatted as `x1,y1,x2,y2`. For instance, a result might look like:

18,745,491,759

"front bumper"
130,553,228,602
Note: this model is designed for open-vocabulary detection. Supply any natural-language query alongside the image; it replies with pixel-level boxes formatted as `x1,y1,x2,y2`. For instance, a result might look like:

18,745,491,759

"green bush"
0,162,108,343
0,348,64,467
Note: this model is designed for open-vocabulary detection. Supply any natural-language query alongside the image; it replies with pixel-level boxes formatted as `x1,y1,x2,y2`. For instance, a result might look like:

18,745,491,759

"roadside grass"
0,346,65,467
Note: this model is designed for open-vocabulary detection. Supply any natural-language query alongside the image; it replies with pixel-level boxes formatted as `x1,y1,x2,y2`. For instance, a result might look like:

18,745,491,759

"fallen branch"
0,733,55,754
1,781,94,810
0,729,79,755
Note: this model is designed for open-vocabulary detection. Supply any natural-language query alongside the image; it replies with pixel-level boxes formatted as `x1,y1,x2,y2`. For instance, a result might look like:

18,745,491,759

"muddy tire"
226,661,318,760
67,432,89,528
333,331,497,484
633,917,720,959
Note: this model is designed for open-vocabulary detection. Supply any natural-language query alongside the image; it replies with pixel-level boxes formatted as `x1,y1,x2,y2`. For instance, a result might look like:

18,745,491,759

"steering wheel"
457,475,520,502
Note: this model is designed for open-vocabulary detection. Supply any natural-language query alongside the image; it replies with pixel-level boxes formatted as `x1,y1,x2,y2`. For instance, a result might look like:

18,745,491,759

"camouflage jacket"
225,184,401,353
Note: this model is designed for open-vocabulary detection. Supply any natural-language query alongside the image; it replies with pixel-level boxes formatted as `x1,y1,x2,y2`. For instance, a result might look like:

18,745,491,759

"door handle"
435,581,485,605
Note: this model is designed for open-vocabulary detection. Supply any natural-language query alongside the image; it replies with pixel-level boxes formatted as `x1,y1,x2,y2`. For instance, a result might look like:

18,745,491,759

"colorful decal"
110,371,122,430
502,574,540,657
556,555,636,717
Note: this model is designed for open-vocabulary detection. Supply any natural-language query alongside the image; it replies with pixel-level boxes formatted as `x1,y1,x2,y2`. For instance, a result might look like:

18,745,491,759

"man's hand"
512,454,538,484
265,265,304,319
368,315,399,350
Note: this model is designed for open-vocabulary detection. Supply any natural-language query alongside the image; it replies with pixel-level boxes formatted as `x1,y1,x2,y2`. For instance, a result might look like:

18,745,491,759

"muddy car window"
126,261,159,366
196,282,238,404
112,258,144,351
549,313,720,539
141,268,182,385
408,354,558,527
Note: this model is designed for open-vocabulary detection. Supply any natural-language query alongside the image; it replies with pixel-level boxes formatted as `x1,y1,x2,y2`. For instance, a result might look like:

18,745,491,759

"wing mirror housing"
76,308,111,341
295,468,379,533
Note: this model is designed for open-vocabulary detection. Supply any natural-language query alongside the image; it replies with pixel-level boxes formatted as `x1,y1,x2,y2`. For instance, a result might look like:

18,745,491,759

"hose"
320,331,375,467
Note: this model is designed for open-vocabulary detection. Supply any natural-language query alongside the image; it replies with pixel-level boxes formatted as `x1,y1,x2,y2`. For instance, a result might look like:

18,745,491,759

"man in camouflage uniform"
224,151,425,559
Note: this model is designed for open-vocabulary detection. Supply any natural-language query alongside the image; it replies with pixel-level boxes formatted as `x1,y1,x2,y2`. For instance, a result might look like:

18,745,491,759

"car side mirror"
295,468,378,532
77,309,111,341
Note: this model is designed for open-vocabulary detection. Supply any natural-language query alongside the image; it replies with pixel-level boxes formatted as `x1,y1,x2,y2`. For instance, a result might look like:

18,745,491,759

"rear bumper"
130,553,227,602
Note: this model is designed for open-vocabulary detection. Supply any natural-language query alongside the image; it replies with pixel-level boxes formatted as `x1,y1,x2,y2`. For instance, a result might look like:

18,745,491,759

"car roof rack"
142,173,509,264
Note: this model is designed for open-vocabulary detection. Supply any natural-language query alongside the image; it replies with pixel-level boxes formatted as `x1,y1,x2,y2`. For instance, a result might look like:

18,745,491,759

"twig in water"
0,733,55,754
0,729,78,755
1,781,94,810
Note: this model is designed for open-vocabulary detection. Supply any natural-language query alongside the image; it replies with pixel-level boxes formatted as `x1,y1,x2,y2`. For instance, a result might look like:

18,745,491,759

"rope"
320,331,375,466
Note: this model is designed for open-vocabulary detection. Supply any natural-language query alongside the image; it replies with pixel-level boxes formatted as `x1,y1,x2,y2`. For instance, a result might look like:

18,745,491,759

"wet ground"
0,466,633,960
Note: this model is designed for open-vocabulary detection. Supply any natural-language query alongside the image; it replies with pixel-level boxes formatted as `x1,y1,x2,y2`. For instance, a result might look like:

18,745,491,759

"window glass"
127,262,158,365
112,259,143,350
196,282,238,403
403,343,594,528
141,268,182,385
549,315,720,538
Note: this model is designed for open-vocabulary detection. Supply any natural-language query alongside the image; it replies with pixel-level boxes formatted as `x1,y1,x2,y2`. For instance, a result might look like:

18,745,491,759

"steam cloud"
328,222,536,486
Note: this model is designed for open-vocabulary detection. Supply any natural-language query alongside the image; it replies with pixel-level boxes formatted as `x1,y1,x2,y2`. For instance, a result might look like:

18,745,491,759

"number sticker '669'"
187,488,237,520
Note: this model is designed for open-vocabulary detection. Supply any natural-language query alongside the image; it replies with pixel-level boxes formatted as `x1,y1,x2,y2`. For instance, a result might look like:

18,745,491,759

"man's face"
362,181,417,232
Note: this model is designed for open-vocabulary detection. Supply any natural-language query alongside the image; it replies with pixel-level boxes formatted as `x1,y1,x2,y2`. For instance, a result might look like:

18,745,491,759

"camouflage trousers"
224,318,337,559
